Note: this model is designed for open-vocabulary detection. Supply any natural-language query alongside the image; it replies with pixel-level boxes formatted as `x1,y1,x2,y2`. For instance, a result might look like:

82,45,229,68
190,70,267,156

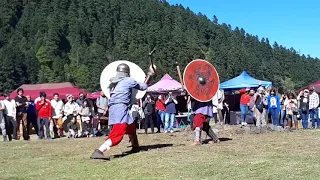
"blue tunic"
108,77,148,125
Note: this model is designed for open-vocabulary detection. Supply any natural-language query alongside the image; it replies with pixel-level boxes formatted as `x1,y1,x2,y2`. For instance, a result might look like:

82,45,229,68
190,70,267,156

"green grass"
0,128,319,180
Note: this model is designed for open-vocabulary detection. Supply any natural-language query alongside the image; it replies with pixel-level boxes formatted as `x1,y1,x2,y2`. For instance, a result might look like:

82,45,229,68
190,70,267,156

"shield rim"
100,60,146,101
183,59,220,102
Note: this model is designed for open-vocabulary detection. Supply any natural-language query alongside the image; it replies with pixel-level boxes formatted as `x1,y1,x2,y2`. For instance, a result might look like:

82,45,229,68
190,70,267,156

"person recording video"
164,92,178,133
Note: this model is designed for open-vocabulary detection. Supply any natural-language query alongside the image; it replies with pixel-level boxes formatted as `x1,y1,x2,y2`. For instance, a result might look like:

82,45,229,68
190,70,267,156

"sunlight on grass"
0,129,319,179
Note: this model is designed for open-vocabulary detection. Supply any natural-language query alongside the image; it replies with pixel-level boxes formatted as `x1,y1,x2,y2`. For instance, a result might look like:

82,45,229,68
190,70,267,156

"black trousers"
4,115,17,139
222,107,230,124
144,114,154,133
27,114,38,136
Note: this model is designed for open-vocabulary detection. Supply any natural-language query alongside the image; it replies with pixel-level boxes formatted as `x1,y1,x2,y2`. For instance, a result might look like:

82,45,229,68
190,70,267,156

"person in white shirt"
217,89,225,124
308,87,320,128
51,93,64,137
0,100,8,141
2,93,17,140
212,92,219,123
63,94,79,132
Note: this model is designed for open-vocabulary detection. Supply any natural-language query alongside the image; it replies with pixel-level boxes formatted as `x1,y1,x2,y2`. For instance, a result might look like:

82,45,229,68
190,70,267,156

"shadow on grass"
202,138,232,144
112,144,174,159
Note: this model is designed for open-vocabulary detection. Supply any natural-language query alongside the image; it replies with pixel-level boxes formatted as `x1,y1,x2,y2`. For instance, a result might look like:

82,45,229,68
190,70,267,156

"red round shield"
183,59,220,102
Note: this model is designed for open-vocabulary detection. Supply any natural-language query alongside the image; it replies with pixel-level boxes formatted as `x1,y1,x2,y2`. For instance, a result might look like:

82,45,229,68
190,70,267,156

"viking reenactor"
90,62,156,160
191,99,220,145
182,59,220,145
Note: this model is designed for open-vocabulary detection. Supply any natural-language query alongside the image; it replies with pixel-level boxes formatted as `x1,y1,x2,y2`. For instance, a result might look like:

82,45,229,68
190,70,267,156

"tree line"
0,0,319,93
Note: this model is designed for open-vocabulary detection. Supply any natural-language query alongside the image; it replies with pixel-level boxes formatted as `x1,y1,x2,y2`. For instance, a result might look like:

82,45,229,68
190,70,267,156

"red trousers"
106,123,136,146
193,114,207,130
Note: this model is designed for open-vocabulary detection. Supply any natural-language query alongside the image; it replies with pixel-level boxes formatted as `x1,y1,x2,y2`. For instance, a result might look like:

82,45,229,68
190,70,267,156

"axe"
175,62,185,92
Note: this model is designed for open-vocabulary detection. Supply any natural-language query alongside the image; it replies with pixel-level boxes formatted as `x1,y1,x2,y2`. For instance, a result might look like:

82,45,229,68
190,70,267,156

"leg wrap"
202,122,219,142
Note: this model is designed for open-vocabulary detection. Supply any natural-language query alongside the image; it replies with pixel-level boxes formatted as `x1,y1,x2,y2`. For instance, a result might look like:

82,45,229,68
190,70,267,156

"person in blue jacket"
267,88,281,126
26,95,38,136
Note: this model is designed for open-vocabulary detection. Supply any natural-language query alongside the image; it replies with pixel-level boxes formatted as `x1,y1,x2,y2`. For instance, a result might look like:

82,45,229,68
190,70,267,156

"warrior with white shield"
90,62,156,160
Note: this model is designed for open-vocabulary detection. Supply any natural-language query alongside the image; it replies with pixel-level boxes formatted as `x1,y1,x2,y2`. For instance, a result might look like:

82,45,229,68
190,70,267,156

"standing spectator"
63,94,79,132
248,89,256,124
15,88,29,140
284,93,298,129
308,86,320,129
35,92,52,140
51,93,64,137
0,100,7,141
280,94,287,127
187,96,194,129
298,90,309,129
96,90,109,130
222,100,230,124
217,89,225,124
2,93,16,141
142,94,155,134
240,88,251,126
211,92,219,123
155,94,166,133
164,92,177,133
67,115,81,138
267,88,281,127
26,95,38,136
76,93,85,106
253,87,267,128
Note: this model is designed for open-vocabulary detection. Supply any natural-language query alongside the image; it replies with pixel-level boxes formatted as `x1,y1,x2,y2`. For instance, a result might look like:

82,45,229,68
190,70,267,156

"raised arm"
173,97,178,104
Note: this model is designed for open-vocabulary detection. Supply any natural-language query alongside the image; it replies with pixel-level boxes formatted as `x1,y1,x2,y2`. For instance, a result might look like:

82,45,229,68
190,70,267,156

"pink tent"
147,74,183,93
87,91,101,99
2,82,88,100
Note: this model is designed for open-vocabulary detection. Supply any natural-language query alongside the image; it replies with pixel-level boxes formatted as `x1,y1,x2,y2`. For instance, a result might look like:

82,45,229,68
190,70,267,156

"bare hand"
149,64,157,74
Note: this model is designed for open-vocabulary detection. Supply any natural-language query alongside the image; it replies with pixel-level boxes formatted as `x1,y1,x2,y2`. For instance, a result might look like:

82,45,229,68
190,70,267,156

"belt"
109,103,130,107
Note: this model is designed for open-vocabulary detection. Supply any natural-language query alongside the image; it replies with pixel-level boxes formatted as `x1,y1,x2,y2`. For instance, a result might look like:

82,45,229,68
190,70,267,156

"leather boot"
90,149,110,160
129,134,140,153
294,121,298,130
288,121,292,128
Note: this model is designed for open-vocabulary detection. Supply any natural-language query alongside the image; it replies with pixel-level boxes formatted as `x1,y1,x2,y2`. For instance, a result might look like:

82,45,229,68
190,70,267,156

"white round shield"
100,60,146,104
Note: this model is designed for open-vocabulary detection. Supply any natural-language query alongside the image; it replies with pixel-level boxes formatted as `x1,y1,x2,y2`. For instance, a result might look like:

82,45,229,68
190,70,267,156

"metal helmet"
116,63,130,74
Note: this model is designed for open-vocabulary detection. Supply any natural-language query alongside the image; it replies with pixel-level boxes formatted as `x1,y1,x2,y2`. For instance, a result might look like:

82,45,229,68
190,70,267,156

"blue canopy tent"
220,71,272,90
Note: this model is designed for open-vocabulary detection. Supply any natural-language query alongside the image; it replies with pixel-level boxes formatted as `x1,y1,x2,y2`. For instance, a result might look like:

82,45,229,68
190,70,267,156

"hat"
257,87,264,91
66,94,73,99
245,87,250,91
40,91,46,97
304,89,309,93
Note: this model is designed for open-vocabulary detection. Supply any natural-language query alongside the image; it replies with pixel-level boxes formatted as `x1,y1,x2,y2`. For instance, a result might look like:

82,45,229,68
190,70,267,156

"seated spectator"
63,94,80,132
82,119,93,138
79,100,91,122
67,115,81,138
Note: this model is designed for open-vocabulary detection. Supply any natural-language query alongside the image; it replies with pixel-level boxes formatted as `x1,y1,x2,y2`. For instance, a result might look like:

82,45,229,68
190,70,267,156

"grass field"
0,127,320,180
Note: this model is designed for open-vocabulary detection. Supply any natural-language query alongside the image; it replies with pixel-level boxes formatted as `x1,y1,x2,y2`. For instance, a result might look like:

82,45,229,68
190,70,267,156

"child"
67,115,81,138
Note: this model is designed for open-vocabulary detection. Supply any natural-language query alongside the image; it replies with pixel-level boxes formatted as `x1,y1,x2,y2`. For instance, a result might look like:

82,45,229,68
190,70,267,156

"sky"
167,0,320,58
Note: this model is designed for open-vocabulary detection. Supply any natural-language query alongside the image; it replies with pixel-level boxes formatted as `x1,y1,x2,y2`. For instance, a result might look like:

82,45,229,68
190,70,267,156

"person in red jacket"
156,94,166,133
35,92,52,140
239,87,251,126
